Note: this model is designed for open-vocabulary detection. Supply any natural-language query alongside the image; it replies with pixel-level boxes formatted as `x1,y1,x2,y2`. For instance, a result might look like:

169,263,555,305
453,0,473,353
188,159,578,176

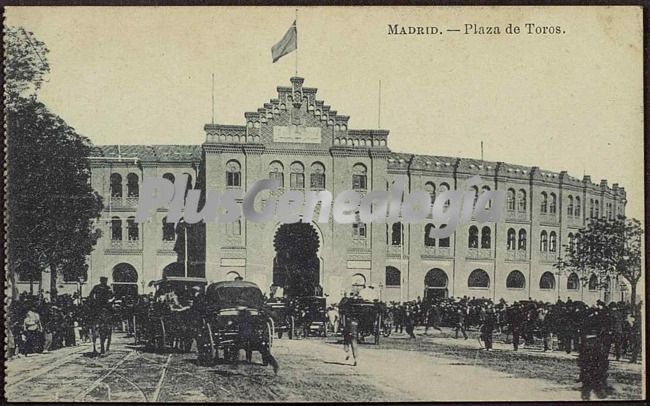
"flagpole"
211,73,215,125
295,9,299,77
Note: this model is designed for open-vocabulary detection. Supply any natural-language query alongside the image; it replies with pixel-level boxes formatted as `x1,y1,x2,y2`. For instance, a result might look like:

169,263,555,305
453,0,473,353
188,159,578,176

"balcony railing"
160,240,176,251
109,239,141,250
505,249,528,261
387,245,405,257
539,212,559,224
109,196,139,209
539,250,559,262
422,246,452,258
466,248,492,260
505,210,528,222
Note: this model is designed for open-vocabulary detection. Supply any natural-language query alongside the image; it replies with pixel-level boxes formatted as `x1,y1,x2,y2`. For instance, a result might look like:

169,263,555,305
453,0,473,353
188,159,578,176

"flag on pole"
272,21,297,63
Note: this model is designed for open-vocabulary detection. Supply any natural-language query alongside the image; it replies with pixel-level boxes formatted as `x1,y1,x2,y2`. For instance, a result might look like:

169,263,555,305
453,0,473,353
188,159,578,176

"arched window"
110,173,122,198
424,182,436,204
517,189,527,211
439,183,450,208
549,193,557,214
594,200,599,218
468,226,479,248
540,192,548,213
162,172,175,184
111,217,122,241
481,185,492,209
226,160,241,187
540,231,548,252
506,270,526,289
269,161,284,187
507,189,515,211
518,229,527,250
567,195,574,216
127,216,139,241
468,269,490,288
290,161,305,189
539,272,555,290
567,273,579,290
549,231,557,252
506,228,516,250
481,226,491,249
424,223,436,247
567,232,575,250
386,266,401,287
391,222,402,246
575,197,581,217
352,163,367,190
439,235,450,248
589,198,594,218
588,274,598,291
425,268,448,288
127,173,139,197
162,217,175,241
310,162,326,190
471,185,479,208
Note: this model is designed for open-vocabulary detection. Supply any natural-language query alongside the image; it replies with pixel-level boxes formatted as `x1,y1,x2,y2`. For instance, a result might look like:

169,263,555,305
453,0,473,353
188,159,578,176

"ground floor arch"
272,221,322,297
424,268,448,299
112,262,138,298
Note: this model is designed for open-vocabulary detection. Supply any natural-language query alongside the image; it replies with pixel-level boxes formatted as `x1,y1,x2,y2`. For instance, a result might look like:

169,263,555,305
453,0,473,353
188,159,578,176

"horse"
80,300,115,356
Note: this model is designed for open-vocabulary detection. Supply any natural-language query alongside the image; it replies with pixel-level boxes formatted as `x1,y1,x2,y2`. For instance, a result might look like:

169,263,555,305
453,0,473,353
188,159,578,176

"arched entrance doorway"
112,263,138,298
162,262,184,278
273,222,321,297
424,268,448,299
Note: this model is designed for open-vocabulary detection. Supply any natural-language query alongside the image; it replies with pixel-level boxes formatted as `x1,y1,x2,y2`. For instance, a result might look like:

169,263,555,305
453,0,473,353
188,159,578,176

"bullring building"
37,77,630,304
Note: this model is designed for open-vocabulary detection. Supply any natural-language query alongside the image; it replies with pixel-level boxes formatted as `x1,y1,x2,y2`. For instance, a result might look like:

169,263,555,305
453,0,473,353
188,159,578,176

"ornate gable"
204,77,389,151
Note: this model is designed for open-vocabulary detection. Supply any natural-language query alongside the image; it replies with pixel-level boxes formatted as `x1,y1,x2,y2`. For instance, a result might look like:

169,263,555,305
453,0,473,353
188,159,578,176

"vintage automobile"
338,296,383,344
195,280,276,365
266,297,295,339
136,277,206,353
292,296,328,337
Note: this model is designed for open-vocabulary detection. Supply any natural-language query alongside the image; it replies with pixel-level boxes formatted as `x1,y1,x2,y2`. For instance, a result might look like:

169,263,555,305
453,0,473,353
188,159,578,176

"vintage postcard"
3,5,645,402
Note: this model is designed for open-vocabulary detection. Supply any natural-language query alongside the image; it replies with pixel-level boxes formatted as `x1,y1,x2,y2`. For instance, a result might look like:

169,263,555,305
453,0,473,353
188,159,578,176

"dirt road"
7,331,603,402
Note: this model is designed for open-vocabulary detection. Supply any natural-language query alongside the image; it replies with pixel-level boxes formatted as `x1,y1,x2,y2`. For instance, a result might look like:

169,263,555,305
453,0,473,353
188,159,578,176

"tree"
273,223,320,297
6,27,103,297
555,216,643,313
4,26,50,108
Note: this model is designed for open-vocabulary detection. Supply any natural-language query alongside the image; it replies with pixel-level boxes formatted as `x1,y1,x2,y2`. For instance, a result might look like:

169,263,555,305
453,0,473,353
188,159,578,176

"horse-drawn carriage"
338,297,384,344
266,297,296,339
292,296,328,337
195,280,276,366
136,277,207,353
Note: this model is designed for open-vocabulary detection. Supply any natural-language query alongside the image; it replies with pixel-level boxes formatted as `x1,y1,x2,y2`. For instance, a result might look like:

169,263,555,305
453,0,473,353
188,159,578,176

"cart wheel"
288,316,295,340
206,322,217,361
374,314,381,345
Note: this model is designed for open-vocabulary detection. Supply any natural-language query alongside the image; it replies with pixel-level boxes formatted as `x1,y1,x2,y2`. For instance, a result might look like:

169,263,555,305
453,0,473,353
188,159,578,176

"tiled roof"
90,145,202,162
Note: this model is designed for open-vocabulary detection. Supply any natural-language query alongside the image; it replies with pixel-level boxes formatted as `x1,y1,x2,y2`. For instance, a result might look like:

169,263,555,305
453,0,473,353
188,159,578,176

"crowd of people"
7,291,88,358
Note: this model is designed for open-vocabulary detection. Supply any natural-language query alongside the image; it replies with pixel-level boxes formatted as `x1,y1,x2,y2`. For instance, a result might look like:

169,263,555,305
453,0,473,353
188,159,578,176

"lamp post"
78,275,85,298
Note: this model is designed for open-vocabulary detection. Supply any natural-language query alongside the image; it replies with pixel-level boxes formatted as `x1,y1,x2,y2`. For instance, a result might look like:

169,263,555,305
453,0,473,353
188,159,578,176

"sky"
5,6,644,220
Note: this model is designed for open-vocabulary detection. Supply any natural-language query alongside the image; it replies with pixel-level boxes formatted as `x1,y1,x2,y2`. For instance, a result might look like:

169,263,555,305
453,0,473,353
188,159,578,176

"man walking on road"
454,308,468,340
343,316,359,366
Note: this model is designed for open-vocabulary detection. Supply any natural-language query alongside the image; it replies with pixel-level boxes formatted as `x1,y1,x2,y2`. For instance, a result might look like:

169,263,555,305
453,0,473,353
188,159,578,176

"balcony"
539,251,559,263
505,249,528,261
109,196,139,210
539,212,559,225
160,240,176,251
505,210,528,222
422,246,452,259
466,248,492,260
387,245,405,257
107,239,142,253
